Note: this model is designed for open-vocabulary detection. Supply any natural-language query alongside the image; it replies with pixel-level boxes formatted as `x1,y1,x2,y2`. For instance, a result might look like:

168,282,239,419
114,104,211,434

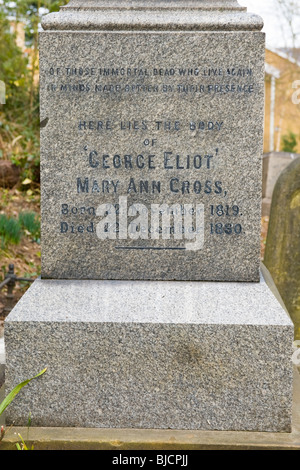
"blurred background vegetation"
0,0,68,315
0,0,68,182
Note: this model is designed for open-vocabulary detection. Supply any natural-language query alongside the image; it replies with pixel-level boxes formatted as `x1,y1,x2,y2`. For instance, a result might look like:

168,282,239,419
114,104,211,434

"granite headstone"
39,0,265,281
4,0,294,433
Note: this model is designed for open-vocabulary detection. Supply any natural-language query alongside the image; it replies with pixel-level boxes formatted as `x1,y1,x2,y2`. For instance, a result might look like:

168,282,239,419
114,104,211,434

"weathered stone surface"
1,370,300,452
4,266,294,431
2,368,300,450
3,1,294,437
39,7,265,281
42,0,263,32
264,158,300,339
262,152,300,217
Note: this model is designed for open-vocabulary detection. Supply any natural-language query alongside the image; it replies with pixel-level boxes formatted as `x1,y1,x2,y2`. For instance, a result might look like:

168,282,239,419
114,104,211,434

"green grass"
0,211,40,247
18,211,40,241
0,214,21,246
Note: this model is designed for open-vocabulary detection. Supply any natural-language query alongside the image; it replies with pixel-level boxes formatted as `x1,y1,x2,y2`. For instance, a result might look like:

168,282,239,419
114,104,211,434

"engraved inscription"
40,31,264,280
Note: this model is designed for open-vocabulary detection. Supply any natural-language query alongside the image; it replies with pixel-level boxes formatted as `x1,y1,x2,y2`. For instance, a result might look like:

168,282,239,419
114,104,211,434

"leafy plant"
19,211,40,241
0,214,21,246
16,433,32,451
0,368,47,446
0,368,47,417
0,0,69,188
16,413,33,451
0,211,41,246
281,131,298,153
0,8,30,119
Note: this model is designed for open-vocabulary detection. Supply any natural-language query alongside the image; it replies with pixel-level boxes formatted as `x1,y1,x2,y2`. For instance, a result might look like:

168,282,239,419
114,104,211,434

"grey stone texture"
4,0,293,435
40,14,265,281
262,152,300,217
42,0,264,32
4,266,294,431
264,157,300,340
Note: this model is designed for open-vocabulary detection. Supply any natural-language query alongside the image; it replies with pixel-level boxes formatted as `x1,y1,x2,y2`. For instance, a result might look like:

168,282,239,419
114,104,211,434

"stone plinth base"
4,265,294,432
2,368,300,450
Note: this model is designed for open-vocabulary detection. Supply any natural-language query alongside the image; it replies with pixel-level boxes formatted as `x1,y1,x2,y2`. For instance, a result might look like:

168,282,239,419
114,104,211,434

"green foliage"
15,433,33,450
1,120,40,184
0,214,21,246
281,131,298,153
0,10,29,117
0,211,40,246
0,368,47,416
0,368,47,447
0,0,69,187
1,1,69,48
16,412,34,450
19,211,40,241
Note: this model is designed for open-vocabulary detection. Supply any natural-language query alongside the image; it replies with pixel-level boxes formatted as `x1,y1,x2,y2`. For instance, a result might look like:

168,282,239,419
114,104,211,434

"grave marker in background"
264,157,300,339
262,151,300,217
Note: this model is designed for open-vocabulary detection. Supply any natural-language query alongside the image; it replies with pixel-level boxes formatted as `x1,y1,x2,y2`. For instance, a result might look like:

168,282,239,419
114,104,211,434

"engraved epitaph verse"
40,32,265,281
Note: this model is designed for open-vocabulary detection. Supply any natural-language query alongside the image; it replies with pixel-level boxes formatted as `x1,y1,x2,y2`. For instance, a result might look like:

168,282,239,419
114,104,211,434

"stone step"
1,366,300,450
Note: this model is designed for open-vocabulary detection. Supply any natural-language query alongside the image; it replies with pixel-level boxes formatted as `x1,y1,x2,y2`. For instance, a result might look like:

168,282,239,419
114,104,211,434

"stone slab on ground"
4,265,293,432
1,368,300,451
